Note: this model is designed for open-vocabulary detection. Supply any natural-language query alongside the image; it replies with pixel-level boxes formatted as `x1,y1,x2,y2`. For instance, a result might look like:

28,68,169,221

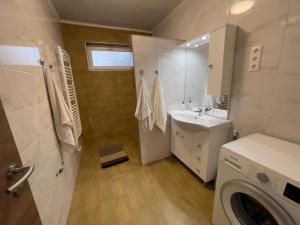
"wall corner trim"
60,20,152,34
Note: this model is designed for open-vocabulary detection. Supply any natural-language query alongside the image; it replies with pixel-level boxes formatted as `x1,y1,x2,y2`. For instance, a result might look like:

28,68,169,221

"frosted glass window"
87,44,133,70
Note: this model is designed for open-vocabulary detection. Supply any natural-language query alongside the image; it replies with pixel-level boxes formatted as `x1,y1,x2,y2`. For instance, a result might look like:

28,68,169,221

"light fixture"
230,0,255,15
202,36,208,40
186,43,191,47
194,44,199,47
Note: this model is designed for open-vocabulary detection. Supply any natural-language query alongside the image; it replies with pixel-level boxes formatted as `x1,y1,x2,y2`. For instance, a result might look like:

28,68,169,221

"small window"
86,43,133,70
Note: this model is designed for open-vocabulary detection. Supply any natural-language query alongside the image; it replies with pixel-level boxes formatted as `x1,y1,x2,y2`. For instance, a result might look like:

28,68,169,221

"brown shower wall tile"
60,23,150,141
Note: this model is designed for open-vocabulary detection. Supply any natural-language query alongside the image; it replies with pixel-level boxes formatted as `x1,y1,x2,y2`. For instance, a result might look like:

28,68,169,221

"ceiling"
51,0,183,31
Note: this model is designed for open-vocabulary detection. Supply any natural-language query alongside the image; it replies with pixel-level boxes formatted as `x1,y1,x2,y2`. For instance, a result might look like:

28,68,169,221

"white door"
180,129,193,169
171,120,182,158
207,26,226,96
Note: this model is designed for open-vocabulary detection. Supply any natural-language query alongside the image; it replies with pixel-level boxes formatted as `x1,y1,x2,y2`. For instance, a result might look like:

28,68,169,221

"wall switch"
249,44,263,72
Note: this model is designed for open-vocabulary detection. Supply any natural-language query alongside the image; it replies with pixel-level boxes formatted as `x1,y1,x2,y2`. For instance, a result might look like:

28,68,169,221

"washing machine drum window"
220,180,296,225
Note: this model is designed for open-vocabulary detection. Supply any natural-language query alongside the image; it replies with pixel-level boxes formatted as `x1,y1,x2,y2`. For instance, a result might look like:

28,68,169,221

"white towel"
135,77,155,131
153,74,167,133
215,95,222,105
43,64,76,148
202,85,214,108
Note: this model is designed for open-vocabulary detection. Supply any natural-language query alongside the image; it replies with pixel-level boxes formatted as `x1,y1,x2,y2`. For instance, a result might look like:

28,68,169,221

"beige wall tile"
266,59,300,144
0,0,80,224
153,0,300,144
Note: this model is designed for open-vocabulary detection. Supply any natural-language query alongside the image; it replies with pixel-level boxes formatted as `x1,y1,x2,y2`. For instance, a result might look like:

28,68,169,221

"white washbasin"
169,110,231,130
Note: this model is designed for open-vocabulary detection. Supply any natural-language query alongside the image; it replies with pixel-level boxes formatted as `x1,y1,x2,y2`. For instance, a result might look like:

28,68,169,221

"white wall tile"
0,67,46,114
7,101,52,152
266,59,300,144
132,35,185,164
153,0,300,145
0,0,80,224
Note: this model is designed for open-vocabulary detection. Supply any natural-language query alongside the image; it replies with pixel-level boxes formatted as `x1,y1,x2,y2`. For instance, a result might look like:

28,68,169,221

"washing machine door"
221,179,296,225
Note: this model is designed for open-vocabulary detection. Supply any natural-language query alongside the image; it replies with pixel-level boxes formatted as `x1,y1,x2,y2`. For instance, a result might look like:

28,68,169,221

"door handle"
5,164,34,195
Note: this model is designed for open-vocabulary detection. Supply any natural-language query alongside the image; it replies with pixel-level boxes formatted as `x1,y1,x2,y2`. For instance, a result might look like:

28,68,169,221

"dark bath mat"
99,144,129,168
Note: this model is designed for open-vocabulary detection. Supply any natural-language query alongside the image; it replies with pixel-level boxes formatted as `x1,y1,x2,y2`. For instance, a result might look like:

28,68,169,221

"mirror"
182,33,230,120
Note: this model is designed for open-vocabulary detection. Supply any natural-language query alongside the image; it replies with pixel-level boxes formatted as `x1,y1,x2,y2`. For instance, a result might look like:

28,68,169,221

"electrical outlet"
249,44,263,72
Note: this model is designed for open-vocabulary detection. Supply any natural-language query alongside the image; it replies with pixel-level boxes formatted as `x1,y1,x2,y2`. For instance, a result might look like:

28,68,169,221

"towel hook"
139,69,144,76
39,58,45,66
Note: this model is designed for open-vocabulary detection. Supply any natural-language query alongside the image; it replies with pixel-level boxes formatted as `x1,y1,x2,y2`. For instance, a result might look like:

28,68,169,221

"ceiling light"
186,43,191,47
202,36,208,40
194,44,199,47
230,0,255,15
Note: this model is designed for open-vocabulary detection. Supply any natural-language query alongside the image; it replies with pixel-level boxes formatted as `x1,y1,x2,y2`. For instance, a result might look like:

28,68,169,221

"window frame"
86,42,134,71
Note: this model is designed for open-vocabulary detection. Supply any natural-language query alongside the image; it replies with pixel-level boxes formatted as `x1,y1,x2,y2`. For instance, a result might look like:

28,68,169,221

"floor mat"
99,144,129,168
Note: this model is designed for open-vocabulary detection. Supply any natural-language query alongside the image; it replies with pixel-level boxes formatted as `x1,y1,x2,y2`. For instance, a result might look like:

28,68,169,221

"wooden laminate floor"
67,136,214,225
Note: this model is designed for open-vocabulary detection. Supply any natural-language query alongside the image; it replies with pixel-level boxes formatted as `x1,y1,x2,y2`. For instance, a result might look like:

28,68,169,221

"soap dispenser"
180,100,186,110
186,99,192,110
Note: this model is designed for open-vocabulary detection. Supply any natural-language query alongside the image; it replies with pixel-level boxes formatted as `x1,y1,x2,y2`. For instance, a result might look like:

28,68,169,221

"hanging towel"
135,77,155,131
202,85,214,108
215,95,222,106
43,63,76,149
153,74,167,133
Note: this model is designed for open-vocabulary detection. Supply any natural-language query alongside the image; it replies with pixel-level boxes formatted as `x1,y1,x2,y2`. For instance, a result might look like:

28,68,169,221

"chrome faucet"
193,107,203,116
204,107,212,113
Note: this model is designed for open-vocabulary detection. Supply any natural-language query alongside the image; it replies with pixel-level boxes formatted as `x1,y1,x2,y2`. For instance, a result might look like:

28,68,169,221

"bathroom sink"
169,110,231,130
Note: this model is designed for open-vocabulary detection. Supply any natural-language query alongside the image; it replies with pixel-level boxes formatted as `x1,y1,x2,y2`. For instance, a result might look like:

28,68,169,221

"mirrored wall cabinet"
182,24,237,120
207,24,237,96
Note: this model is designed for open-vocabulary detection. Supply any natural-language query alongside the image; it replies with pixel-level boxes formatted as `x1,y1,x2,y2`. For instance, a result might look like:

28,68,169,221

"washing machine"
213,133,300,225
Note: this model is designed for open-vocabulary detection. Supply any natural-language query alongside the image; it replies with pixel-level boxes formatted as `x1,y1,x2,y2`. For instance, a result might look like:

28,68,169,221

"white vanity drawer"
193,142,208,154
192,132,208,151
194,167,201,176
193,155,202,167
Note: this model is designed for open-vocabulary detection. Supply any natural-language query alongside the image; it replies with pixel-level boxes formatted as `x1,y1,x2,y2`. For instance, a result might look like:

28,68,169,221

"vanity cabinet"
171,119,230,182
207,24,237,96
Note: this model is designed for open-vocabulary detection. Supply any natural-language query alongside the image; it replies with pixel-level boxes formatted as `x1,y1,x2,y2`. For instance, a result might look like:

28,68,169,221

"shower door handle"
5,164,34,195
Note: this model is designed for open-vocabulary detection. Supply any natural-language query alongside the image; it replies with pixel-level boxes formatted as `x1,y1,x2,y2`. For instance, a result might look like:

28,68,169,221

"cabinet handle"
208,64,213,69
197,144,202,149
196,156,201,161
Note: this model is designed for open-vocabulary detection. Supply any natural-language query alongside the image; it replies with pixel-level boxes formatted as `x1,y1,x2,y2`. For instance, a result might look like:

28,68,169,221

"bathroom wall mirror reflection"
182,31,231,120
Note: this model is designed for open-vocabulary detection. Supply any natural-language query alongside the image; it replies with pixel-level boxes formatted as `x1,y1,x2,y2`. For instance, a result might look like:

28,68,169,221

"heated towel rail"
57,46,82,146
